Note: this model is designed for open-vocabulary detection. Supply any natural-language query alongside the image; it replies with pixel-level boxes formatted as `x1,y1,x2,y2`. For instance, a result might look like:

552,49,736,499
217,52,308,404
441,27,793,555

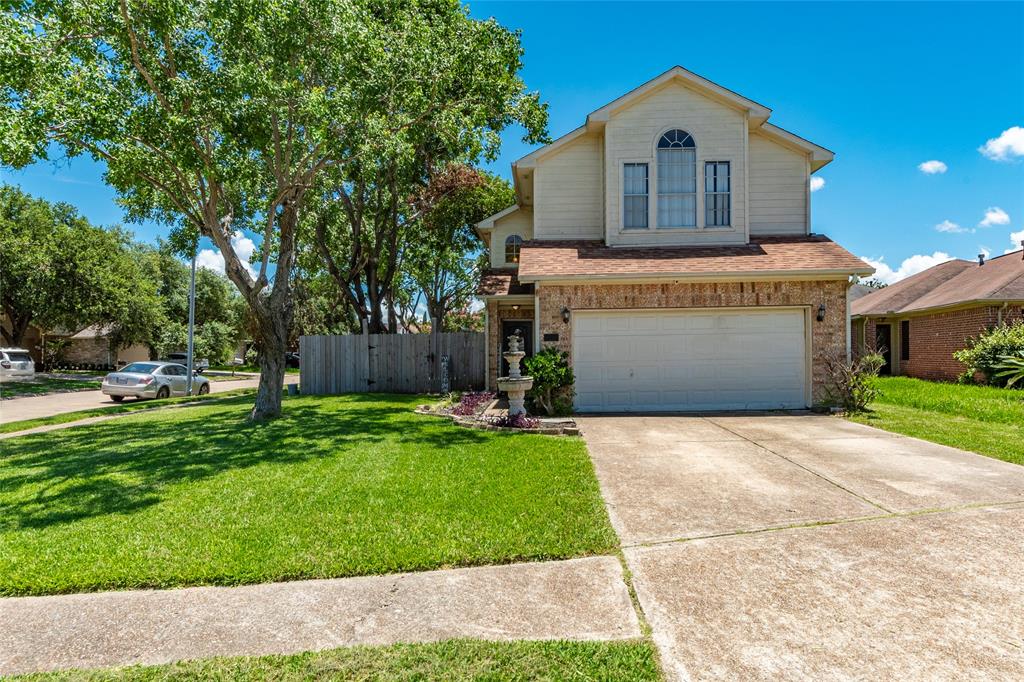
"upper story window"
623,162,649,229
504,234,523,264
704,161,731,227
657,129,697,228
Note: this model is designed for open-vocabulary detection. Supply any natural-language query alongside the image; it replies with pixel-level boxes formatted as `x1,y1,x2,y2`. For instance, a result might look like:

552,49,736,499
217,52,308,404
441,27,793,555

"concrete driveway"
0,375,299,425
580,414,1024,681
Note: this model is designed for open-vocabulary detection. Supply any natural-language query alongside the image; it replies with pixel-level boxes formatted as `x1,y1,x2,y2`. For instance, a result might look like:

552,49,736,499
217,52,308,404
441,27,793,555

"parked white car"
0,348,36,382
102,361,210,402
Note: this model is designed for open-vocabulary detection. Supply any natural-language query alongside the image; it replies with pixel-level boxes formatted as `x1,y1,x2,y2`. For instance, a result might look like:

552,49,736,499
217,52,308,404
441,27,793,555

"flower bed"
416,392,578,435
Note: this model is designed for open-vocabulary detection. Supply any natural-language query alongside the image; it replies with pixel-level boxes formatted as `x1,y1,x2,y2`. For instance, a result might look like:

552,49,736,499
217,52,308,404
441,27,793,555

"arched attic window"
505,235,523,264
657,129,697,228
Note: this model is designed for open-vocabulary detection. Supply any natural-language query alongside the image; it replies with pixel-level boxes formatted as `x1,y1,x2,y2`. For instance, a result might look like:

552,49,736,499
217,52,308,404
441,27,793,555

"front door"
500,320,533,378
876,323,892,375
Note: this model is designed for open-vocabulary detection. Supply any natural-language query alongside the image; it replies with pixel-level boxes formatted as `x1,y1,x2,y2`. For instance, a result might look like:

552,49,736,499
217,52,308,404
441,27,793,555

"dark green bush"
523,346,575,416
953,321,1024,386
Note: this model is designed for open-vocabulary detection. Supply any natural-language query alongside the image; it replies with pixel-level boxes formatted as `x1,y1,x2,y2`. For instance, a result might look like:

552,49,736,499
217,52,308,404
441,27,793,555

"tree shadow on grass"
0,394,488,531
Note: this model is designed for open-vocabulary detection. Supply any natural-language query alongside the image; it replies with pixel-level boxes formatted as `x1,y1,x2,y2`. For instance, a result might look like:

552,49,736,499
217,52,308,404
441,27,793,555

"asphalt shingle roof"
517,235,872,280
852,250,1024,316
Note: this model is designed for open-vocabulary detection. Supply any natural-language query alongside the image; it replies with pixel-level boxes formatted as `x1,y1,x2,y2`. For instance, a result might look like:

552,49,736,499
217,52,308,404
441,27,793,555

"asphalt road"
0,375,299,425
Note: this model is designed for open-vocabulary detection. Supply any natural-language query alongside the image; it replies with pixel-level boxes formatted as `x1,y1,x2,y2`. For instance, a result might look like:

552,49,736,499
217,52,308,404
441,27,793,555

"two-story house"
477,66,873,412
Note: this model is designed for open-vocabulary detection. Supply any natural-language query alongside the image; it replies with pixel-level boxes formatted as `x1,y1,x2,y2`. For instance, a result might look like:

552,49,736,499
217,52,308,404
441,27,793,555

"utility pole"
186,246,197,395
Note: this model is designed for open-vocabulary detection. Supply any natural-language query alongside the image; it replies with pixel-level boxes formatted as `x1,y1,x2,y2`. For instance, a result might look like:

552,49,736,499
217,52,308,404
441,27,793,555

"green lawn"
0,389,256,435
11,639,661,682
0,394,617,596
849,376,1024,465
0,376,101,399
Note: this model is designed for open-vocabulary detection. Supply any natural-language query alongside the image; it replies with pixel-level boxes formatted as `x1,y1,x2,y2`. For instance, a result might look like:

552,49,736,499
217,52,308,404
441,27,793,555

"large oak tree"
2,0,545,418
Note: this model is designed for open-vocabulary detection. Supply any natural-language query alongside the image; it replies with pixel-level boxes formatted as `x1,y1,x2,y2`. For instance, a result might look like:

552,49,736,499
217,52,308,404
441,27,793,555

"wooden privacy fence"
299,332,486,395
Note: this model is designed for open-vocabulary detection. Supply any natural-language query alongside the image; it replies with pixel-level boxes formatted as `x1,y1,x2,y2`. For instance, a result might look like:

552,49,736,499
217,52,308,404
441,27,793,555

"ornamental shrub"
953,321,1024,386
523,346,575,416
822,351,885,412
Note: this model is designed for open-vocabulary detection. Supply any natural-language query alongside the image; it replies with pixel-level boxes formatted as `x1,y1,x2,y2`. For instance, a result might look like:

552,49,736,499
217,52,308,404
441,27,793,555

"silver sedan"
101,361,210,402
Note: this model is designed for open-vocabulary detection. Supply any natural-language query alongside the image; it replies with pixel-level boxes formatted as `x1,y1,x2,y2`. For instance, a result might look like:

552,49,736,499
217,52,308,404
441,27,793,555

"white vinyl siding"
573,308,808,412
748,133,808,235
487,208,533,269
533,132,604,239
604,81,746,246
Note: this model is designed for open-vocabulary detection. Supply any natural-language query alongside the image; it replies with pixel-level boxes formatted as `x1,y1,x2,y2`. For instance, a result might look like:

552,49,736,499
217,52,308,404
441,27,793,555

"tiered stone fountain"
496,333,534,417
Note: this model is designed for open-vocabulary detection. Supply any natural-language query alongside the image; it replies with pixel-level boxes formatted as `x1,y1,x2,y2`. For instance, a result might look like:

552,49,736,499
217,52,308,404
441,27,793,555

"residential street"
579,414,1024,681
0,374,299,425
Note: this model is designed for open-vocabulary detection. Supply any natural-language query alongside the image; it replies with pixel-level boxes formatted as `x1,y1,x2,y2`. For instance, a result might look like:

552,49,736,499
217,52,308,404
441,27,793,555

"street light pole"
186,247,197,395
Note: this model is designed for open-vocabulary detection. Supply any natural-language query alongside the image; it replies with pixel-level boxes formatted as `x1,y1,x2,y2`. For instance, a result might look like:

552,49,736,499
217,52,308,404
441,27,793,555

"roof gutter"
851,298,1024,320
518,268,874,285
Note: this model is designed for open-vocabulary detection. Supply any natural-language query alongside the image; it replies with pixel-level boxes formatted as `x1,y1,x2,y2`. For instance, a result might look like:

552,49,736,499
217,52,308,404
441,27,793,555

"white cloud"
861,252,954,285
918,160,947,174
979,206,1010,227
809,176,825,192
1008,229,1024,254
979,246,992,260
934,219,969,234
979,126,1024,161
195,233,257,277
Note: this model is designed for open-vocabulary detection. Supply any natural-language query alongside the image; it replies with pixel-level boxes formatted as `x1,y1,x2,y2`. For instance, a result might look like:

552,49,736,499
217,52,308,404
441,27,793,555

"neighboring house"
45,325,149,368
476,66,872,412
851,251,1024,381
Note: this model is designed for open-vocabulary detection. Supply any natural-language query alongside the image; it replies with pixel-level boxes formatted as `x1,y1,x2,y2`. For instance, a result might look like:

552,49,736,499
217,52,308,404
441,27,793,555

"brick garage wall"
864,305,1024,382
536,279,848,405
486,300,535,389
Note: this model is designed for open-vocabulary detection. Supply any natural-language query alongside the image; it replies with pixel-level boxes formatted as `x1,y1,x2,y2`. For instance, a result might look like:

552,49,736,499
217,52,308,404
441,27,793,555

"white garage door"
573,308,807,412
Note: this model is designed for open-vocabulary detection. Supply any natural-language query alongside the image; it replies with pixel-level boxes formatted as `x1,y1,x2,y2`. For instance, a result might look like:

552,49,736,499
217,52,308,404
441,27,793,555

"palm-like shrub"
994,351,1024,388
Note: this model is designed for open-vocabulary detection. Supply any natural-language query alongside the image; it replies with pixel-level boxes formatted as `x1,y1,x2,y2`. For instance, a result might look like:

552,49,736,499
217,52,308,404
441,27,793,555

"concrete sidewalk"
0,556,640,676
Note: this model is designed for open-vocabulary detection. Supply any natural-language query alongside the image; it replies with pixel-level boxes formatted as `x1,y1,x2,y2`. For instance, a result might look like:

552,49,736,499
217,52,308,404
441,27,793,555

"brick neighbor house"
851,250,1024,381
475,66,873,412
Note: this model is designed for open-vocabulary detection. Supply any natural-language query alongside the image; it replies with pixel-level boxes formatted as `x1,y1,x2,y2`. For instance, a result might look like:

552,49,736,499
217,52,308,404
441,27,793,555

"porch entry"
875,323,892,375
500,320,533,378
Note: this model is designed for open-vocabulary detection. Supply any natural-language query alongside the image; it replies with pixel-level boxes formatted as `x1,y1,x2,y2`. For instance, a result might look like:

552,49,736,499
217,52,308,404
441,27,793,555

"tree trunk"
252,332,287,421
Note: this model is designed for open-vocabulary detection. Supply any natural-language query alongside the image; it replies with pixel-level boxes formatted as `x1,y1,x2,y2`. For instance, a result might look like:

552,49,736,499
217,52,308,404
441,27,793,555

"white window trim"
612,127,739,236
703,160,732,229
504,234,523,265
621,160,650,230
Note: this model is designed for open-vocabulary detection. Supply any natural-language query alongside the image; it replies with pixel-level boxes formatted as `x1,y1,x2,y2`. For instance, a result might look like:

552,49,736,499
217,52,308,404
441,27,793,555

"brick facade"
534,279,849,405
857,305,1024,382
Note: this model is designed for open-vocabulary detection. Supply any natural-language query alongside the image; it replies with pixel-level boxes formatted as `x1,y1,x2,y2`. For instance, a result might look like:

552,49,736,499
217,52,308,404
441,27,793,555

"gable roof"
510,66,834,205
517,235,873,282
852,250,1024,316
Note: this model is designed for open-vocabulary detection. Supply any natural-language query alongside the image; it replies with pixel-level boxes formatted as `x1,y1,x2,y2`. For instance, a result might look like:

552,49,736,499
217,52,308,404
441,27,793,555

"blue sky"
4,1,1022,282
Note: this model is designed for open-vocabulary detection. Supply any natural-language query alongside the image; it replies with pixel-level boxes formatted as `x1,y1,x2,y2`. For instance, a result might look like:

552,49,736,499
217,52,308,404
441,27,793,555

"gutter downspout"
846,277,853,362
998,301,1008,325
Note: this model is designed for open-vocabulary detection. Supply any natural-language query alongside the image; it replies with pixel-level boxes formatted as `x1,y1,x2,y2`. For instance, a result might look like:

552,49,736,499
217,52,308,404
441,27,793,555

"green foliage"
848,376,1024,466
954,321,1024,386
822,352,886,412
523,347,575,416
0,394,616,596
404,169,516,333
995,350,1024,388
0,185,162,349
13,640,661,682
3,0,549,417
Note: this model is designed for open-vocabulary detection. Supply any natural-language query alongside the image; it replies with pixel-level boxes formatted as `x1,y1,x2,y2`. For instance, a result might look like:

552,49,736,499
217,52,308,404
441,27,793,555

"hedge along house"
476,66,873,412
851,249,1024,381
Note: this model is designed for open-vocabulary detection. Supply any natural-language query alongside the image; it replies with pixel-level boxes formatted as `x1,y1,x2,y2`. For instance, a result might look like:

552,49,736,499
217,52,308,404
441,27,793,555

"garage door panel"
573,309,807,413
